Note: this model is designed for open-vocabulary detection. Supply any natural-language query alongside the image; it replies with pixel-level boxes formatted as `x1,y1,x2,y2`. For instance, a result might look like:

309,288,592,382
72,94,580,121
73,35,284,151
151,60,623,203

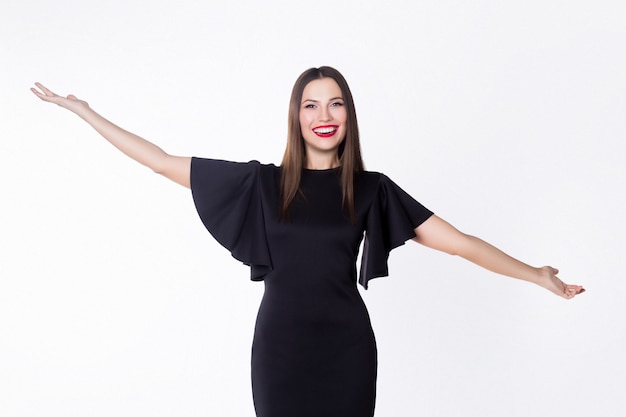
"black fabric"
190,157,433,417
359,173,434,288
190,158,272,280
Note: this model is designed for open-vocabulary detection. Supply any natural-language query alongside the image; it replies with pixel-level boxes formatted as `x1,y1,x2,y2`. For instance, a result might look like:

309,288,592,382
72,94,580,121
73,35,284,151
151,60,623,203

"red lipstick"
313,125,339,138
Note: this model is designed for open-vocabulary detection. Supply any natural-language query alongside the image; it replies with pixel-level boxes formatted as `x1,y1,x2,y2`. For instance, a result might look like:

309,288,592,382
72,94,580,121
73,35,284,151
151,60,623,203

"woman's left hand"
536,266,585,299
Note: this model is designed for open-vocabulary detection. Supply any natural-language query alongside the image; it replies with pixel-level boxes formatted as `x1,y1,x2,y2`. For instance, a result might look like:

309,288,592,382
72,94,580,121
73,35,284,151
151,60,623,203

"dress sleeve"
190,157,272,281
359,174,433,289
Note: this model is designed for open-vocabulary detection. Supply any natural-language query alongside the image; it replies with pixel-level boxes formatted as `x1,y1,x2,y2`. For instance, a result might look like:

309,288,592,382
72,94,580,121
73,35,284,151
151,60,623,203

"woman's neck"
304,153,340,170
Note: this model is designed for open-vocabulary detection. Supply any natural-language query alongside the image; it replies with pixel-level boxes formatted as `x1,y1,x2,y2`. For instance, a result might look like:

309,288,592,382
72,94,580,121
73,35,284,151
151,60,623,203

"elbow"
150,155,191,188
440,233,475,257
444,244,461,257
150,154,171,176
449,233,479,257
445,246,460,257
152,165,166,175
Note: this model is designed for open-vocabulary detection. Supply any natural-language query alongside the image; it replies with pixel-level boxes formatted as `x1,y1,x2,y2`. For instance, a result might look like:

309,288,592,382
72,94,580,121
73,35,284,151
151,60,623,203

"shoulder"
356,169,430,209
356,170,391,188
191,157,279,172
190,158,280,190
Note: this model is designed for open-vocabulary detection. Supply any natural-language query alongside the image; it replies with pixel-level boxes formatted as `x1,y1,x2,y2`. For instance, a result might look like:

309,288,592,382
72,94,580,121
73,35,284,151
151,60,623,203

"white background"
1,1,625,416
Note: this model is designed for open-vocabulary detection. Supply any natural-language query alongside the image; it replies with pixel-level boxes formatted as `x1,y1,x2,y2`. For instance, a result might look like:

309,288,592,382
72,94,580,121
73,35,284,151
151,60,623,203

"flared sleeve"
190,157,272,281
359,174,433,289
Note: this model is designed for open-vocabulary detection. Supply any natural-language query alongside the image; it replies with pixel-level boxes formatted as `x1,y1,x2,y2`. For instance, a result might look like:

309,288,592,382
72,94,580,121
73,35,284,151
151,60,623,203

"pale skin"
31,81,585,299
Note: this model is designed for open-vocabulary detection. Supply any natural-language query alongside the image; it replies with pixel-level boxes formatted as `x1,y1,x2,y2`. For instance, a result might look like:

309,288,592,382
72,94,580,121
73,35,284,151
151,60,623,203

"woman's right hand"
31,81,191,188
31,83,90,115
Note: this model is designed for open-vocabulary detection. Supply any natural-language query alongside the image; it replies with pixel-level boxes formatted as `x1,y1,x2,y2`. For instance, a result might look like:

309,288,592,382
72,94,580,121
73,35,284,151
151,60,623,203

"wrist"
530,267,545,285
517,265,544,285
532,266,556,288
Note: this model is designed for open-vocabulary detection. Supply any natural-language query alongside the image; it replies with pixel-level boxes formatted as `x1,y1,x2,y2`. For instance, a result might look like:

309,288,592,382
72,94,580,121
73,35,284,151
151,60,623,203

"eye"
330,101,344,107
303,103,316,109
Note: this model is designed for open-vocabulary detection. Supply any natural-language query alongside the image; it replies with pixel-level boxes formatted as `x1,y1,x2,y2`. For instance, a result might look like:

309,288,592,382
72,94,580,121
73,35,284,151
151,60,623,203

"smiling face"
299,77,347,168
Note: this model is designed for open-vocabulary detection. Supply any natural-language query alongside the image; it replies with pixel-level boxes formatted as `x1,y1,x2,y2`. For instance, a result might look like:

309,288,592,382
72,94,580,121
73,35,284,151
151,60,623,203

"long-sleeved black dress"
190,158,433,417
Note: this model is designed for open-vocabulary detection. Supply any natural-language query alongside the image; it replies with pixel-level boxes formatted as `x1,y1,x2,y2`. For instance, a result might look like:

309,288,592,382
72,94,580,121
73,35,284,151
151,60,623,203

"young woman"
32,66,584,417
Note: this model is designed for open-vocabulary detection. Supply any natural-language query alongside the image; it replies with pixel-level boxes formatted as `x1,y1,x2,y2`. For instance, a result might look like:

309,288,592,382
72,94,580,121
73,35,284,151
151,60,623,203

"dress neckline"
302,166,341,173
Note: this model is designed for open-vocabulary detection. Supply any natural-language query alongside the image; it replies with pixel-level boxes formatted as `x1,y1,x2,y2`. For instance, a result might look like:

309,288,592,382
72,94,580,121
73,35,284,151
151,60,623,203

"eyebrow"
301,96,344,104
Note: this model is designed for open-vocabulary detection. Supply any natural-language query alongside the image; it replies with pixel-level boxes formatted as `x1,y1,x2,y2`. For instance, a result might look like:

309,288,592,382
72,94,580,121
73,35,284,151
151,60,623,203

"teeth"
314,127,337,134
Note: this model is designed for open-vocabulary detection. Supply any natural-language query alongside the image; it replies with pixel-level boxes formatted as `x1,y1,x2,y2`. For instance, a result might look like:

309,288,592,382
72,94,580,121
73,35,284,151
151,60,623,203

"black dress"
190,158,433,417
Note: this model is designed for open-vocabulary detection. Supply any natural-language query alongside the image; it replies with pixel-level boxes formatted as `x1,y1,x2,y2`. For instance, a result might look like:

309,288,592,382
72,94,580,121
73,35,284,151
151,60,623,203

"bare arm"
31,83,191,188
412,215,585,299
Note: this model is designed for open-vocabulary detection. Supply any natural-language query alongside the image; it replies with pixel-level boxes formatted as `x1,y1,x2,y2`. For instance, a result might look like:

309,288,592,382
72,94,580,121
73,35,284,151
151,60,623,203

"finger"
30,87,51,100
564,285,585,297
552,267,559,275
34,82,56,97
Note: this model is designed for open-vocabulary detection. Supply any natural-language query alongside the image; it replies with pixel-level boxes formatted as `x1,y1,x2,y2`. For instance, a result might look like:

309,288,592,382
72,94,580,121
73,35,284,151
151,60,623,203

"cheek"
299,112,311,130
336,107,348,124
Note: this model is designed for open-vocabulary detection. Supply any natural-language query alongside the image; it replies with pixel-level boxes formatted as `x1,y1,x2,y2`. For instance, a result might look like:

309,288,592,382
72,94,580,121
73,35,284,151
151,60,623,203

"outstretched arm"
31,83,191,188
412,215,585,299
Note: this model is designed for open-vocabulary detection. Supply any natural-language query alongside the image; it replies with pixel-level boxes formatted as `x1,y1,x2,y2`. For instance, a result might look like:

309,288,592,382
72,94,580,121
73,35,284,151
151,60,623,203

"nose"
319,105,332,122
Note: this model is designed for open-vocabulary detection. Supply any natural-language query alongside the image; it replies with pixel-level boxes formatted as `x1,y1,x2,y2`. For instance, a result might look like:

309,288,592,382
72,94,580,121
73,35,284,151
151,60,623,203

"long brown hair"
280,66,365,222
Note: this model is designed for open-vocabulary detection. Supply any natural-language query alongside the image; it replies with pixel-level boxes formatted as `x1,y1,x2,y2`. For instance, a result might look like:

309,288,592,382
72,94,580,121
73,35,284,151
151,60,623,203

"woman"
31,66,584,417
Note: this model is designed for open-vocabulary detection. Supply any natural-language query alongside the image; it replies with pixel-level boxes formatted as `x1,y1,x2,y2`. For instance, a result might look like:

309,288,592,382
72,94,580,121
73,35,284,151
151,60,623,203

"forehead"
302,78,343,100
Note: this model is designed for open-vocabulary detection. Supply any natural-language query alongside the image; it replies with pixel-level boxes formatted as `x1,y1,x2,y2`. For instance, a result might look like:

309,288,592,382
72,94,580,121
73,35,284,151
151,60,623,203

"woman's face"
299,77,347,161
